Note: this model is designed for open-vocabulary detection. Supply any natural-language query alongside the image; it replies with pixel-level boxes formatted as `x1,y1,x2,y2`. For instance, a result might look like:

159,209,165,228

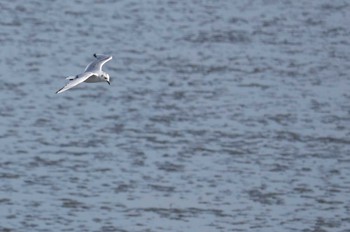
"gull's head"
103,73,111,85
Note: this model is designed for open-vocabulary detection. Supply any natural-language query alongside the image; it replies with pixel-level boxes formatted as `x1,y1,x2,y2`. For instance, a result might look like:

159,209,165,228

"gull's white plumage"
85,54,112,73
56,54,112,94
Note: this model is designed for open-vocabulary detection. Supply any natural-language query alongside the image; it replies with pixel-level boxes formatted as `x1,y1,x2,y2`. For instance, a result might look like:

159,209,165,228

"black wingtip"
56,87,64,94
93,53,97,58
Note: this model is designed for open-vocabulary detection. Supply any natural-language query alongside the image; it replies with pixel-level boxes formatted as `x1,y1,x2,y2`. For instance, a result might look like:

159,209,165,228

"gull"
56,54,112,94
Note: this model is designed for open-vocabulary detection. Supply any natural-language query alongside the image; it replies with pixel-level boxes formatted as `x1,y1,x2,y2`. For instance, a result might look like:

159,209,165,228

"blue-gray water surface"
1,0,350,231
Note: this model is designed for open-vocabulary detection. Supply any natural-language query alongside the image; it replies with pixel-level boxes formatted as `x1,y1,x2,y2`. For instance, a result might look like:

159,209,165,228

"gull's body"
56,54,112,94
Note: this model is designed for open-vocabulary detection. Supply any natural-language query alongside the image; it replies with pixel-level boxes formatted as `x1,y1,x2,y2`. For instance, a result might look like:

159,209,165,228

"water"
1,0,350,231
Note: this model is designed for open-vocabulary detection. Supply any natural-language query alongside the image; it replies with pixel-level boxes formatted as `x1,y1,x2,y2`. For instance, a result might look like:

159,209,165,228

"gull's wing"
84,54,112,73
93,53,111,60
56,72,95,94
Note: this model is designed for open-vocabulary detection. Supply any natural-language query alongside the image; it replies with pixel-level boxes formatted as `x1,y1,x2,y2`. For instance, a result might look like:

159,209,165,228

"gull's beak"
107,80,110,85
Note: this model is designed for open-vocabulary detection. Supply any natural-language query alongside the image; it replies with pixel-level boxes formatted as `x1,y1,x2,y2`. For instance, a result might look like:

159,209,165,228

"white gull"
56,54,112,94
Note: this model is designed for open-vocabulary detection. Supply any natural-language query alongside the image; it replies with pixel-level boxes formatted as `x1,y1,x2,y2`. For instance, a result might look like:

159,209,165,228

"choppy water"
1,0,350,231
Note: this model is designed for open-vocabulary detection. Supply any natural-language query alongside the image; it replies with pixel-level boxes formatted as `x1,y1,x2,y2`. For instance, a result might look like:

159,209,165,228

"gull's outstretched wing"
84,54,112,73
56,72,95,94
